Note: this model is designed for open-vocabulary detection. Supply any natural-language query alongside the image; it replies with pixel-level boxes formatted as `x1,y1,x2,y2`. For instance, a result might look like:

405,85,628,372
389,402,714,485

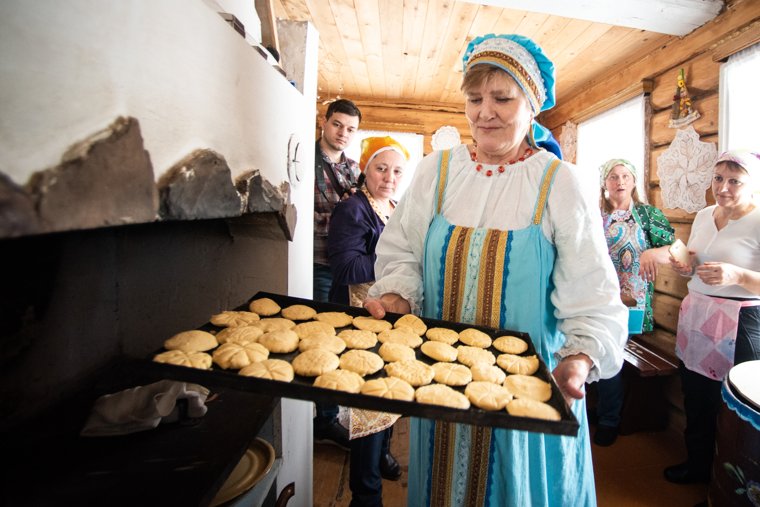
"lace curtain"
719,42,760,151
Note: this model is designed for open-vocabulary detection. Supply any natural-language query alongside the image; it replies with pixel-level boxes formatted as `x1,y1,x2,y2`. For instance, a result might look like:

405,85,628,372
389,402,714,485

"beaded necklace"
469,146,534,177
362,186,393,224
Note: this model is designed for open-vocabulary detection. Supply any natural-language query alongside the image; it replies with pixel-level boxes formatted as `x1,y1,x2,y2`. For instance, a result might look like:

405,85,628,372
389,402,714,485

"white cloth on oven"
80,380,210,437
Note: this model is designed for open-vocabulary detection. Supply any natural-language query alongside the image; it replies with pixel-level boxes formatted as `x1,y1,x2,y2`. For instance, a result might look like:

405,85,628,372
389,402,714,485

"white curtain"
719,42,760,151
576,95,647,207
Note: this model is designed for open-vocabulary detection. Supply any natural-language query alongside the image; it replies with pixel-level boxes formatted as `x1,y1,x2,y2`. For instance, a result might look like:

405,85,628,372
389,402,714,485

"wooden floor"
313,417,708,507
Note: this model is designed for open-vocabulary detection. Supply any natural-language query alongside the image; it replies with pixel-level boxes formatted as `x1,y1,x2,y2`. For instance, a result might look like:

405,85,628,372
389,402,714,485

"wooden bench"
619,337,678,435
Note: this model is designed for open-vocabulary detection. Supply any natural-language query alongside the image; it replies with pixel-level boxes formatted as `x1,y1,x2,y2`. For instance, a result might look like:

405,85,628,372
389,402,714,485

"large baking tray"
147,291,579,436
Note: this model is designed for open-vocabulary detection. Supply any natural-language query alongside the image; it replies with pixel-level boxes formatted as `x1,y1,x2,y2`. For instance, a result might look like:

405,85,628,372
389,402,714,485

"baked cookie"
281,304,317,321
352,315,393,333
153,350,212,370
377,328,423,348
492,335,529,354
253,317,296,332
432,362,472,386
291,349,340,377
298,334,346,355
503,374,552,402
216,325,264,345
506,398,561,421
378,342,417,363
210,310,260,327
470,362,507,385
421,341,458,362
456,345,496,367
496,353,539,375
249,297,281,316
458,328,492,348
164,330,218,353
293,320,336,339
425,327,459,345
338,329,378,350
384,359,435,387
465,381,513,411
239,359,294,382
212,341,269,370
313,369,365,393
361,377,415,401
415,384,470,409
314,311,354,328
257,329,300,353
339,349,384,376
393,314,427,336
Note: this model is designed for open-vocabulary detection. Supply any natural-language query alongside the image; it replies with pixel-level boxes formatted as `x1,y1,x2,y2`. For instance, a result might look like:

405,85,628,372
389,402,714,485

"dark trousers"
679,304,760,475
349,427,392,507
314,403,339,427
596,368,624,428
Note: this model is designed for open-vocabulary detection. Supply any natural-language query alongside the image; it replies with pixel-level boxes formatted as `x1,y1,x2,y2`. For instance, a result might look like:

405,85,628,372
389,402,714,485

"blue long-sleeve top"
327,190,386,304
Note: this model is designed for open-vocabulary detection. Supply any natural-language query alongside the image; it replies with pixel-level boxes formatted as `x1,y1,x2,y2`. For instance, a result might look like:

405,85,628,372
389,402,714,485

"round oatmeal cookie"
298,334,346,354
506,398,561,421
378,342,416,363
164,330,218,353
212,341,269,370
465,381,513,411
431,362,472,386
503,374,552,402
352,315,393,333
281,304,317,321
248,297,281,316
257,329,300,353
415,384,470,409
293,320,336,339
339,349,384,376
313,369,365,393
384,359,435,387
492,335,529,354
458,328,493,348
456,345,496,367
425,327,460,345
421,341,458,362
393,314,427,336
153,350,212,370
338,329,378,349
496,353,539,375
239,359,294,382
470,362,507,384
314,311,354,328
216,325,264,345
361,377,415,401
292,349,340,377
377,328,423,348
210,310,260,327
253,317,296,332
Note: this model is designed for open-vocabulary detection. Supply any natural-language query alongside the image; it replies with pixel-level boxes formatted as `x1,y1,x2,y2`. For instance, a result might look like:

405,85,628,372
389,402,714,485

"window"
345,130,424,199
719,43,760,151
575,96,647,207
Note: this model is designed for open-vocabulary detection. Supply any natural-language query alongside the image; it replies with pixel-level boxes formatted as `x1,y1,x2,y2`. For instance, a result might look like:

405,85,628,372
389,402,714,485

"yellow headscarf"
359,136,409,172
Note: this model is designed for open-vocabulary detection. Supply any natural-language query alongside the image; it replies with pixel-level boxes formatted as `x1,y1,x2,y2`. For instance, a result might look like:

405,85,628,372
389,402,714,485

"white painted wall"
0,1,315,504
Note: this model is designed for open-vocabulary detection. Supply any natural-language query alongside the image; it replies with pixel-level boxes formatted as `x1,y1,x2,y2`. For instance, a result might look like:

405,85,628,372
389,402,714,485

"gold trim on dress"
533,159,561,225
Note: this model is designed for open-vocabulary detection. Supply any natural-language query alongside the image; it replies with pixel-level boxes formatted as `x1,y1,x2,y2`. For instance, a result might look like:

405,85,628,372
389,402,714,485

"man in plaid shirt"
313,99,362,303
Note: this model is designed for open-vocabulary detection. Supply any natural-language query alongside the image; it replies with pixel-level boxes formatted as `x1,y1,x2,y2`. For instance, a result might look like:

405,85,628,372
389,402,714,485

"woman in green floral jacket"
594,158,675,446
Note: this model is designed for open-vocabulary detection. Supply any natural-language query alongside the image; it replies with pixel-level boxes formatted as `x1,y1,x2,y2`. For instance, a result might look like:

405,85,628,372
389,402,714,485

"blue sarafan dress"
411,150,595,506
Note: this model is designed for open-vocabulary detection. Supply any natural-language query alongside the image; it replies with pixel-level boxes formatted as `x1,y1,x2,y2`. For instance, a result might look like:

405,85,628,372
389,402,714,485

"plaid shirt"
314,140,359,265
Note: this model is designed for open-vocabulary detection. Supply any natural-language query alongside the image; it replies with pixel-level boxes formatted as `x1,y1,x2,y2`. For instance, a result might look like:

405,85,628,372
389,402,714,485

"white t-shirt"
687,204,760,299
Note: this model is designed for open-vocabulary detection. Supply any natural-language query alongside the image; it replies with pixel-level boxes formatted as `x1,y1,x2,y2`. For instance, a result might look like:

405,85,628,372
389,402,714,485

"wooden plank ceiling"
272,0,724,111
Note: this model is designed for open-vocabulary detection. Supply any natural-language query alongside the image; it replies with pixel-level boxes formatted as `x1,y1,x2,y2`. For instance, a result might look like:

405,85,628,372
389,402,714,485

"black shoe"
663,462,709,484
380,452,402,481
314,419,350,451
593,425,618,446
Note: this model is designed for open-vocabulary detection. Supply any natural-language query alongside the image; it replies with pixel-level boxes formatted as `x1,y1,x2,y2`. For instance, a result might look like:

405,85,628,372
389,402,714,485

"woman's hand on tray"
552,353,593,407
363,294,411,319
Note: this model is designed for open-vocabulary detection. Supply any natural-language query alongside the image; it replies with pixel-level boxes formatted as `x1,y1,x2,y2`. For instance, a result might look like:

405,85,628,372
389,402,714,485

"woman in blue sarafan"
364,34,628,506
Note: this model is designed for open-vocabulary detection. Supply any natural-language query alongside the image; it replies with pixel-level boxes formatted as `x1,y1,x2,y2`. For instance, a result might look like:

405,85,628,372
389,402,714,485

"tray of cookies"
147,292,579,436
